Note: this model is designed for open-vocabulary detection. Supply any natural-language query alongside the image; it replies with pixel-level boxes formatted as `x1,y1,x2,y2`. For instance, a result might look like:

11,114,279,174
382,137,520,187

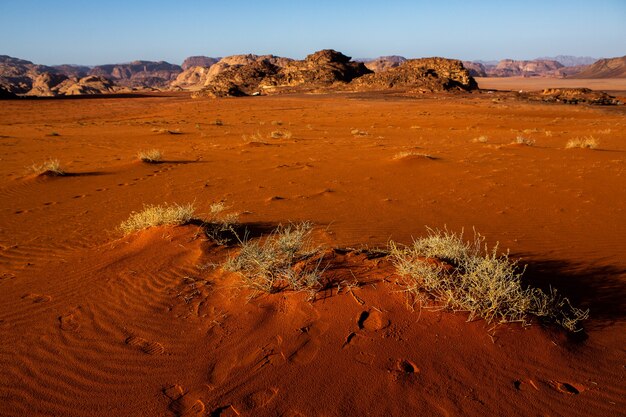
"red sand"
1,91,625,416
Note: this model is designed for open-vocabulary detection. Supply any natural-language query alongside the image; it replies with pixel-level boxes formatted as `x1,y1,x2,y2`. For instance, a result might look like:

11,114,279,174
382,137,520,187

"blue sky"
1,0,624,65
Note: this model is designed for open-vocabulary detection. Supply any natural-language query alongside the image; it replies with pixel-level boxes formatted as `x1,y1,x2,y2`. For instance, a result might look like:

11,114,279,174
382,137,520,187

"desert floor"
1,88,625,416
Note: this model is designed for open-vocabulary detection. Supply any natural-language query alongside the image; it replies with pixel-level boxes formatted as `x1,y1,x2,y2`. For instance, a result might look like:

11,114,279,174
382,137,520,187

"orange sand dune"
1,93,625,416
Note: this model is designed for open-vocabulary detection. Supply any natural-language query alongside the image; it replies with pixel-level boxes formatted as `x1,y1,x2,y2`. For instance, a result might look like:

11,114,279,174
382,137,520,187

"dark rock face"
89,61,182,88
352,57,478,91
0,85,17,99
181,56,220,70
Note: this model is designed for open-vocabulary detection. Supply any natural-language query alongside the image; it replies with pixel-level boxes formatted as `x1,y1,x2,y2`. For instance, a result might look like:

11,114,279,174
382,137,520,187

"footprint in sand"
548,380,584,395
162,384,205,417
237,387,279,413
288,322,329,365
59,310,80,332
357,310,389,332
125,335,165,355
388,358,420,381
22,293,52,303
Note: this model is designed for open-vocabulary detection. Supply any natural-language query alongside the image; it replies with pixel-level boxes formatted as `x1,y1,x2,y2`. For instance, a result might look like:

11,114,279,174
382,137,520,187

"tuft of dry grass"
202,202,240,245
224,222,324,297
137,149,163,163
472,135,489,143
119,203,195,235
30,159,65,176
514,136,535,146
565,136,599,149
389,228,588,332
270,130,292,139
393,151,436,160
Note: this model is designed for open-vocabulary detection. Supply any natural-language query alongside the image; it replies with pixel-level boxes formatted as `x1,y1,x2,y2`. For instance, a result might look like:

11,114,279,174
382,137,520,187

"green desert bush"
137,149,163,163
30,159,65,176
565,136,599,149
119,203,195,235
389,228,588,331
224,222,324,297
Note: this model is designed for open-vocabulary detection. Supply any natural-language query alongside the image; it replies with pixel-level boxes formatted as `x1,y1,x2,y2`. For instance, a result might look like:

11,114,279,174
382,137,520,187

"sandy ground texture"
1,87,625,416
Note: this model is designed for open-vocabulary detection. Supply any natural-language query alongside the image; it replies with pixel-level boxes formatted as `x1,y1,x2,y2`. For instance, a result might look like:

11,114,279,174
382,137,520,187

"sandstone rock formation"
570,56,626,78
24,73,117,96
352,57,477,92
89,60,182,88
192,50,371,97
181,56,220,70
0,55,51,94
536,88,620,105
172,54,291,91
363,56,407,72
537,55,597,67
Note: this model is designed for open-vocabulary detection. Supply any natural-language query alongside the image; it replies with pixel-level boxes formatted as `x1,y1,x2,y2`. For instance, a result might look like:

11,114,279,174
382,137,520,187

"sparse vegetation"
389,228,588,332
472,135,489,143
514,136,535,146
119,203,195,235
30,159,65,176
137,149,163,163
270,130,292,139
393,151,436,160
565,136,599,149
224,222,324,298
202,202,240,245
242,131,265,142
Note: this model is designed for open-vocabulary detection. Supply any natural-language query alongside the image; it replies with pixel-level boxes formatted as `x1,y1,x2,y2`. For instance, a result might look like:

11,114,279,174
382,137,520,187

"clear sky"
1,0,624,65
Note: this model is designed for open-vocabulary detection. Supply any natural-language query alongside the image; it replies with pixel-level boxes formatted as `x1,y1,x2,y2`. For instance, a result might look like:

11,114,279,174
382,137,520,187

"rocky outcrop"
192,60,281,97
267,50,372,87
24,73,117,96
364,56,407,72
352,57,477,92
570,56,626,78
173,54,291,91
181,56,220,70
51,64,90,78
192,50,371,97
536,88,620,105
89,60,182,88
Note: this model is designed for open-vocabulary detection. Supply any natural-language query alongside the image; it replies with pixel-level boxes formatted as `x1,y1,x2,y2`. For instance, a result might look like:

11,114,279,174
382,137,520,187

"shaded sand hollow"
1,89,625,416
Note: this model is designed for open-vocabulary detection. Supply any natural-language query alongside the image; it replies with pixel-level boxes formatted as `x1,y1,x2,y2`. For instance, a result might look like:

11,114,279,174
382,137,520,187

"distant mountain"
181,56,221,70
89,60,182,88
362,56,407,72
570,56,626,78
536,55,597,67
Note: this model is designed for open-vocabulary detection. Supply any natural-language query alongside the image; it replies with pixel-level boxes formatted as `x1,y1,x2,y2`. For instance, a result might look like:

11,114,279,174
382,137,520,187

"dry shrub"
270,130,292,139
351,129,368,136
565,136,599,149
202,202,240,245
30,159,65,176
514,136,535,146
137,149,162,163
389,228,588,332
472,135,489,143
119,203,195,235
224,222,324,298
393,151,436,160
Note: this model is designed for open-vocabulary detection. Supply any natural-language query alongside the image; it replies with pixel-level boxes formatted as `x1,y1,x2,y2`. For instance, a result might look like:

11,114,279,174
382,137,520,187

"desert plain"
1,79,625,417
